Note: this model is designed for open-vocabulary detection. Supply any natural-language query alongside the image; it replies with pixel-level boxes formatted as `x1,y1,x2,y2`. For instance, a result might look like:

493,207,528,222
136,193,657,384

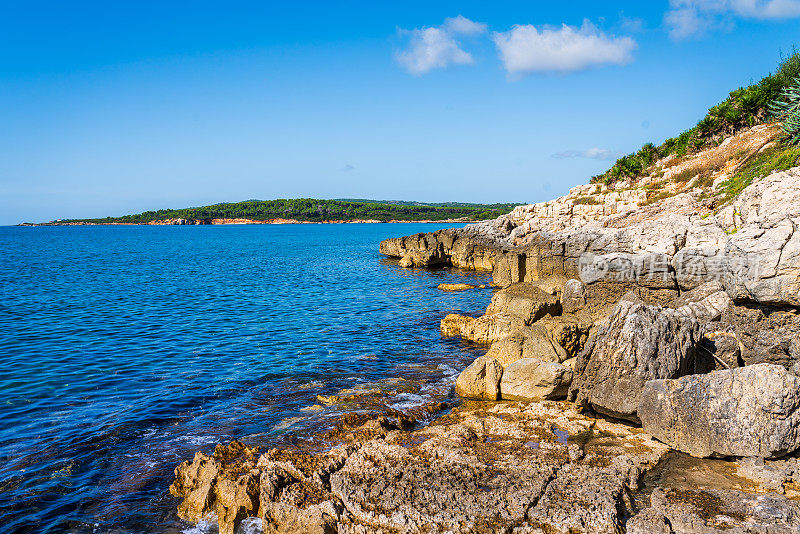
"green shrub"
573,196,602,205
718,145,800,204
594,50,800,184
769,75,800,145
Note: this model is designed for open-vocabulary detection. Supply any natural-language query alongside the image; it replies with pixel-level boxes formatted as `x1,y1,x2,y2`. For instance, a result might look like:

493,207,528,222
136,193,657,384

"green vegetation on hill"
718,145,800,205
60,199,521,224
594,50,800,185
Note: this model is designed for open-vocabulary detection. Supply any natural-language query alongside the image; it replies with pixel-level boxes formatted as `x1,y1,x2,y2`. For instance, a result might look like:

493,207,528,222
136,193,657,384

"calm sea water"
0,224,492,533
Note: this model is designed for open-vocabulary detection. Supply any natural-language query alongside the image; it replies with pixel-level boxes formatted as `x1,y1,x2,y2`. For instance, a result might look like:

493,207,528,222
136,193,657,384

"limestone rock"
485,282,561,324
499,358,572,400
562,279,587,313
538,314,592,358
627,487,800,534
697,331,742,372
639,364,800,458
455,355,503,400
718,304,800,368
675,286,733,323
440,313,525,344
437,282,482,291
440,314,473,336
170,441,260,534
570,299,700,423
398,248,447,268
485,326,568,368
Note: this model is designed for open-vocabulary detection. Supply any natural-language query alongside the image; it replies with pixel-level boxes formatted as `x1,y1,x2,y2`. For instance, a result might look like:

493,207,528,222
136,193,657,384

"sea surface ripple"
0,224,492,533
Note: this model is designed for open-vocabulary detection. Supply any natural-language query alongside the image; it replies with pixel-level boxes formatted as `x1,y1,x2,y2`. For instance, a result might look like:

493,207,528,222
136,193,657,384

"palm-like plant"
769,76,800,145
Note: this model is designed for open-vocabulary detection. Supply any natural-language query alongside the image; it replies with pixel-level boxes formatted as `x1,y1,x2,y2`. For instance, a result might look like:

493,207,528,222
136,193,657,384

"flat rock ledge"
172,400,675,534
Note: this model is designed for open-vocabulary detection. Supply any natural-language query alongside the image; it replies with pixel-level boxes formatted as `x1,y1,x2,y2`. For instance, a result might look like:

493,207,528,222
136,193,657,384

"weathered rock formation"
569,299,701,423
172,400,673,534
639,364,800,459
499,358,572,400
454,355,503,400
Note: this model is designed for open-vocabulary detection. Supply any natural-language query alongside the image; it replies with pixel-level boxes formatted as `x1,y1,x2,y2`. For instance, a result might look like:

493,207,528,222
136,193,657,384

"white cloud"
552,147,620,160
443,15,488,36
492,20,637,76
395,16,487,76
665,0,800,39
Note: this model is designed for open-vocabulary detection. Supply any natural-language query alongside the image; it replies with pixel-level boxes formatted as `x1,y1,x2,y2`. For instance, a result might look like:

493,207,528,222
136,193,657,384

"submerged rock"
570,299,700,423
639,364,800,459
437,282,483,291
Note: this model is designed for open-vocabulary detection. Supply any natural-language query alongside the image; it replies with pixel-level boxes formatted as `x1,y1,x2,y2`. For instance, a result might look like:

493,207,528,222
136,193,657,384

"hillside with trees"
51,199,520,224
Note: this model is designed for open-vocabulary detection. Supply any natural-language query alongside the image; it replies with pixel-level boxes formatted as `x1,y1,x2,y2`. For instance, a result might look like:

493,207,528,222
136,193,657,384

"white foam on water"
237,517,263,534
181,518,215,534
389,392,427,411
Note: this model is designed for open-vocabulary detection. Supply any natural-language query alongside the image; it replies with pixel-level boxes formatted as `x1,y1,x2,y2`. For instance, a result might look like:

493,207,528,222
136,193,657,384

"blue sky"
1,1,799,224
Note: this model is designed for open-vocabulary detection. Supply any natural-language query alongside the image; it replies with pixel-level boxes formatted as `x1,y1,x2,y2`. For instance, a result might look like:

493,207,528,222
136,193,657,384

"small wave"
389,393,427,411
182,518,215,534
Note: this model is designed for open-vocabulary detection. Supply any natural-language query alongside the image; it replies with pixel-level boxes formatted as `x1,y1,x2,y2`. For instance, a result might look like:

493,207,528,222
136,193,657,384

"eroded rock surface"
639,364,800,459
455,355,502,400
570,299,701,423
172,401,672,534
499,359,572,400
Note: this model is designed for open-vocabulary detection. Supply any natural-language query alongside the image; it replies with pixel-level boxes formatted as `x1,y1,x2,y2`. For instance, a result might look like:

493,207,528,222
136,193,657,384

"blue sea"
0,224,492,533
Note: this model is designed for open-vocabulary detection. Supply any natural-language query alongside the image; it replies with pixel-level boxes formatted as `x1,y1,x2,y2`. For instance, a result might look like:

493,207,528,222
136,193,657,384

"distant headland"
20,198,520,226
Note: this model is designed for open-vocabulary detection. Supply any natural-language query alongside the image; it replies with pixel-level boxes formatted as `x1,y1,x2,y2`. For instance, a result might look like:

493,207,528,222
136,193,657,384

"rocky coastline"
170,124,800,533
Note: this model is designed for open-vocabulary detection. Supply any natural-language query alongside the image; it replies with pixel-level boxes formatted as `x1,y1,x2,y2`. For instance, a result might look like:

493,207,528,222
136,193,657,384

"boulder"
639,364,800,458
539,314,592,358
486,283,561,324
562,279,587,313
570,300,700,423
500,358,572,400
455,355,503,400
485,325,568,367
718,304,800,368
440,313,525,344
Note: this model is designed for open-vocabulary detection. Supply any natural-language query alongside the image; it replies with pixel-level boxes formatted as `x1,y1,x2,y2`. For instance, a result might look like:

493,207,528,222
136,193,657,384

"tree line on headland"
56,198,521,224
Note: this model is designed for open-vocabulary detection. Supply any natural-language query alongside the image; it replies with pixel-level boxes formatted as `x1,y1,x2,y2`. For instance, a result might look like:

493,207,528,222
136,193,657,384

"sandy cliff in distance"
170,123,800,534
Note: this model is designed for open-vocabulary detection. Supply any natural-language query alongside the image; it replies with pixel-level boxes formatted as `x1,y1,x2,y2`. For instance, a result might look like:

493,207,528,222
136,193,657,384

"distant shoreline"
18,217,476,227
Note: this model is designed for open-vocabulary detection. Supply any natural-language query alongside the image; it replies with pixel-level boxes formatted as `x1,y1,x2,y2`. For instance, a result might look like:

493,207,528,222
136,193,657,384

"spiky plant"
769,76,800,145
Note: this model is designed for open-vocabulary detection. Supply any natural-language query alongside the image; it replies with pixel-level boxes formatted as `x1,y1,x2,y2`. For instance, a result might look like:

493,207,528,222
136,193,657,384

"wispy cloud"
395,15,487,75
665,0,800,40
552,147,620,160
443,15,488,36
492,20,636,77
341,164,355,172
